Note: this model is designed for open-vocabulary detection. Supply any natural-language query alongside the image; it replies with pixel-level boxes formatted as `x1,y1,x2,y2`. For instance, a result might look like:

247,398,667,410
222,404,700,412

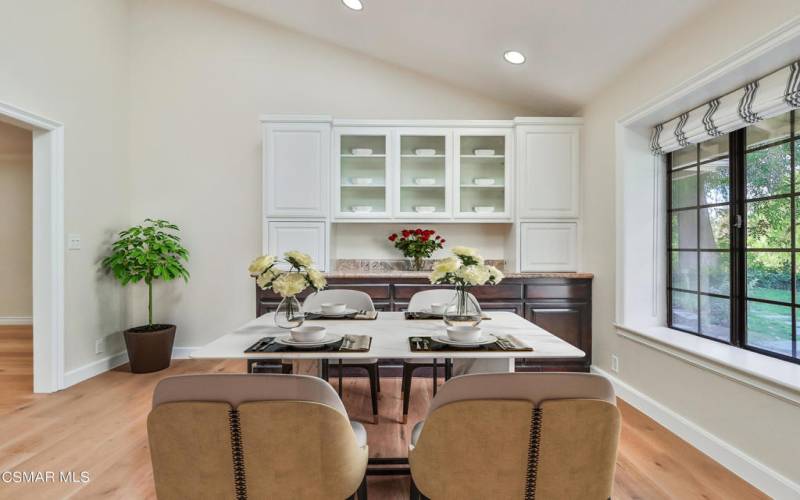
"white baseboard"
63,351,129,388
0,316,33,325
592,366,800,499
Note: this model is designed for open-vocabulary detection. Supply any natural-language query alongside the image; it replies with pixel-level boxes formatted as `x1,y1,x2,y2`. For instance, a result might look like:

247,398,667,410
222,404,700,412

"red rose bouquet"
388,228,445,271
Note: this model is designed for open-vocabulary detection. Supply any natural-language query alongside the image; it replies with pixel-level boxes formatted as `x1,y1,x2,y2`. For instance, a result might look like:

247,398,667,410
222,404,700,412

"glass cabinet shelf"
336,131,390,217
455,131,511,217
396,132,450,216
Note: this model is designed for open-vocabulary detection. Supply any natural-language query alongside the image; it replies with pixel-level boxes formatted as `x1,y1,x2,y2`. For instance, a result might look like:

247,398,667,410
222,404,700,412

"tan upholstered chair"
303,289,381,419
147,374,369,500
408,372,620,500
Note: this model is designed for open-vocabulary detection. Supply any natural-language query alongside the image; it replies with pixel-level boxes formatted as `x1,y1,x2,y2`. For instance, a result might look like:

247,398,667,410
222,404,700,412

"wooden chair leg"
375,364,381,392
281,363,293,374
444,359,452,380
402,363,413,423
409,477,421,500
338,359,344,397
357,473,368,499
431,359,438,396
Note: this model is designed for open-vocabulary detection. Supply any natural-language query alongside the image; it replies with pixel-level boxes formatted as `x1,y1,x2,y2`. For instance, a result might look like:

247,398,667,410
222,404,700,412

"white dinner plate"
307,308,359,318
432,334,497,346
275,334,342,347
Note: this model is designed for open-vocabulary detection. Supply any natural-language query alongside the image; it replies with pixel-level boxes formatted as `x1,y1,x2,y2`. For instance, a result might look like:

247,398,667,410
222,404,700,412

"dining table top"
191,311,585,360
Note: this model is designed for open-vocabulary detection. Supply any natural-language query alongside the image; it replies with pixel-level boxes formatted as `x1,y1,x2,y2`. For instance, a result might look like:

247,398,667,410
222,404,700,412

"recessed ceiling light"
342,0,363,10
503,50,526,65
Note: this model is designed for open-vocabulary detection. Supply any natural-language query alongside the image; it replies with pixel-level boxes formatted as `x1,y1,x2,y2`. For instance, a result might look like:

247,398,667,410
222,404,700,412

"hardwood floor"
0,326,767,499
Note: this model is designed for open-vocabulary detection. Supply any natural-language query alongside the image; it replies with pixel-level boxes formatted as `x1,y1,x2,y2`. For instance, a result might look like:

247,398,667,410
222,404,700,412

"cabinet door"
525,302,590,357
516,125,580,218
334,127,392,219
520,222,577,272
266,221,327,271
454,128,513,219
263,122,330,218
394,128,452,218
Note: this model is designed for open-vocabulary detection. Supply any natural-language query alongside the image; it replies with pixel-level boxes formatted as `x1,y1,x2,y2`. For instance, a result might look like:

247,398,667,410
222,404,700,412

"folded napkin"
404,311,492,320
304,311,379,320
339,334,372,352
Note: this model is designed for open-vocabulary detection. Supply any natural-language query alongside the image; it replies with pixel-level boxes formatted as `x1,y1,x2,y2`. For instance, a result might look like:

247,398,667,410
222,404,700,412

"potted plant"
249,250,327,328
102,219,189,373
429,246,503,326
388,228,445,271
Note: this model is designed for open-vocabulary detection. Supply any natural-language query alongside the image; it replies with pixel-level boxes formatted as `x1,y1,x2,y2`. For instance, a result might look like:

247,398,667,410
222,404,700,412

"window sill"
614,323,800,406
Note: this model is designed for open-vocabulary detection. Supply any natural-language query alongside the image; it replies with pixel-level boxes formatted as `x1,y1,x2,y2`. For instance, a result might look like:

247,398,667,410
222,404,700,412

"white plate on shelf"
415,148,437,156
432,334,497,346
473,178,496,186
414,177,436,186
473,206,495,214
307,308,359,317
351,148,373,156
350,177,374,185
473,149,495,156
414,206,437,213
275,334,342,347
351,206,373,213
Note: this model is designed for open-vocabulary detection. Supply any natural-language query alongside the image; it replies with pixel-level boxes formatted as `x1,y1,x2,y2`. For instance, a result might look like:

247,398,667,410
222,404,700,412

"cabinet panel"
525,302,590,361
394,129,452,218
516,125,580,218
335,127,392,219
266,221,327,271
263,122,330,218
520,222,577,272
454,128,513,219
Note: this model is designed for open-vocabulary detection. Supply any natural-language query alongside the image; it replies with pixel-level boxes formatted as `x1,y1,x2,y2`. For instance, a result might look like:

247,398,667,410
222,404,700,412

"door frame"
0,100,65,393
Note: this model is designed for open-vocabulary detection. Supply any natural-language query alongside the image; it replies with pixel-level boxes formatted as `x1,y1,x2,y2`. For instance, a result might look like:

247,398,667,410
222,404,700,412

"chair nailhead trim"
524,407,543,500
229,408,248,500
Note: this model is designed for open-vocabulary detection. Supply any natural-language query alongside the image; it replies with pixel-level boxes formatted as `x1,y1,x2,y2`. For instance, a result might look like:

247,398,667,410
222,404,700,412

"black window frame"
667,109,799,365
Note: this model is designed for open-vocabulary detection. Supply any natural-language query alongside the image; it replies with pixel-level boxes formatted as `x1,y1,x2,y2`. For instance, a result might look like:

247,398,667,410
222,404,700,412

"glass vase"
443,286,483,327
408,256,425,271
274,295,304,329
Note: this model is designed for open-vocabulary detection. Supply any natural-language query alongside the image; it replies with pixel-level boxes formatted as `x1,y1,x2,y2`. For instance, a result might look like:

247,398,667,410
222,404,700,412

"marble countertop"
323,271,594,279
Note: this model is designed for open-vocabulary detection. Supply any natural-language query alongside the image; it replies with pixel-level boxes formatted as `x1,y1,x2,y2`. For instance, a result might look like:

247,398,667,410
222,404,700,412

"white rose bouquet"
248,251,326,328
428,246,503,325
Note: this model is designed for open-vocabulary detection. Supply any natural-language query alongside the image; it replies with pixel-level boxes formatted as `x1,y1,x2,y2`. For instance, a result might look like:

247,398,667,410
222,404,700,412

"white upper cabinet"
394,128,452,218
519,222,578,272
516,123,581,219
454,128,512,219
266,221,328,271
263,118,330,218
334,127,392,219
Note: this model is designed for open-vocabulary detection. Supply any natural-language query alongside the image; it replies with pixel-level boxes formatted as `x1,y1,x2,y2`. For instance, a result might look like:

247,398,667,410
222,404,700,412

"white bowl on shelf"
414,206,437,214
473,149,496,156
473,177,495,186
351,148,373,156
473,206,495,214
350,177,374,185
414,148,437,156
446,326,482,343
351,205,373,213
290,325,326,343
414,177,437,186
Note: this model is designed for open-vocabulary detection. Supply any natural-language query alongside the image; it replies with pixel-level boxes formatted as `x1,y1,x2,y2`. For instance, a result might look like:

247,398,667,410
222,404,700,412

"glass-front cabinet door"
394,129,452,218
334,128,391,219
454,129,512,219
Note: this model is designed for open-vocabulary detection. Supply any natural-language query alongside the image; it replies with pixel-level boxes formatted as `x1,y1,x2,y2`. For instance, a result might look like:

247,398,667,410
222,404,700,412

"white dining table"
191,311,585,374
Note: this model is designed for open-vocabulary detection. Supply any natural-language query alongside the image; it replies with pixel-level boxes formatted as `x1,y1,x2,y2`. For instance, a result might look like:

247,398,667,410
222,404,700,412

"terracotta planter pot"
123,324,176,373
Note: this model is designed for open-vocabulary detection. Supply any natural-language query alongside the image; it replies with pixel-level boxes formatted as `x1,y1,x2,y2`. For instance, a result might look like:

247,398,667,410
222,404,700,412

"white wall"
0,0,130,371
581,0,800,488
127,0,530,347
0,121,32,318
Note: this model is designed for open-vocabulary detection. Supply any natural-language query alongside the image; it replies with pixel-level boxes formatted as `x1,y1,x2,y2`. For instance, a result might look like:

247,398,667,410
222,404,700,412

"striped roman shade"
651,60,800,154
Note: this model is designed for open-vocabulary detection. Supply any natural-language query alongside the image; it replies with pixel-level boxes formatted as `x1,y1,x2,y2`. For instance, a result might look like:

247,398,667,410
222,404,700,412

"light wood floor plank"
0,326,767,499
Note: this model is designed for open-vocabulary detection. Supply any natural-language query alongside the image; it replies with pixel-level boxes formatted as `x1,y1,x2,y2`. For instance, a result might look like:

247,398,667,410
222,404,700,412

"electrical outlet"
95,338,105,354
611,354,619,373
67,233,81,250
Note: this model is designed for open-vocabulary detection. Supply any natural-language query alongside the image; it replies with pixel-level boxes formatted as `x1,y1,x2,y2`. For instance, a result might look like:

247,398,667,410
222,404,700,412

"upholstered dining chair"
303,289,380,420
401,289,474,423
147,373,369,500
408,372,620,500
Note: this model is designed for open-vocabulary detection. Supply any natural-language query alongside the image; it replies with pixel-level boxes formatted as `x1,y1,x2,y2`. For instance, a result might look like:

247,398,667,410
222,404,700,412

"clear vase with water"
274,295,304,329
443,286,482,327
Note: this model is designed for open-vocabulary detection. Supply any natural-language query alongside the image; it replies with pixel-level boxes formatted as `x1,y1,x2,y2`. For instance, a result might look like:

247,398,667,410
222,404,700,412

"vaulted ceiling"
211,0,717,115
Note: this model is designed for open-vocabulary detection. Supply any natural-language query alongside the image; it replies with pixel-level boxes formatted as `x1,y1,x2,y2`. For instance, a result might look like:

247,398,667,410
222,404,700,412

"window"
667,109,799,363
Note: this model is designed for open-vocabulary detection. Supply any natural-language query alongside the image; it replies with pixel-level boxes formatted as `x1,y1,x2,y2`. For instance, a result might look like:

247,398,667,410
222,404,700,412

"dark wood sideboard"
256,274,592,372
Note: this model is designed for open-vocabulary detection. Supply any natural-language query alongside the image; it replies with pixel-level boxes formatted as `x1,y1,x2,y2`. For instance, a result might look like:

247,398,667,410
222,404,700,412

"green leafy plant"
102,219,190,329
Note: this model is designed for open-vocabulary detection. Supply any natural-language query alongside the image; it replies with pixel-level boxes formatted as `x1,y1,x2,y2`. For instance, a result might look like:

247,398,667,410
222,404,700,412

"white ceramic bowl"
320,303,347,315
473,177,496,186
473,148,495,156
291,325,326,342
414,177,437,186
351,148,373,156
473,206,495,214
430,303,448,315
350,177,374,185
351,205,373,213
414,206,436,213
446,326,482,343
415,148,437,156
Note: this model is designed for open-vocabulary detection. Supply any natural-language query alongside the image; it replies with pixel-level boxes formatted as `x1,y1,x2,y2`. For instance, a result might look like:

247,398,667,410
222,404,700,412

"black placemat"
404,311,491,320
407,335,532,352
245,335,372,353
303,311,378,320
